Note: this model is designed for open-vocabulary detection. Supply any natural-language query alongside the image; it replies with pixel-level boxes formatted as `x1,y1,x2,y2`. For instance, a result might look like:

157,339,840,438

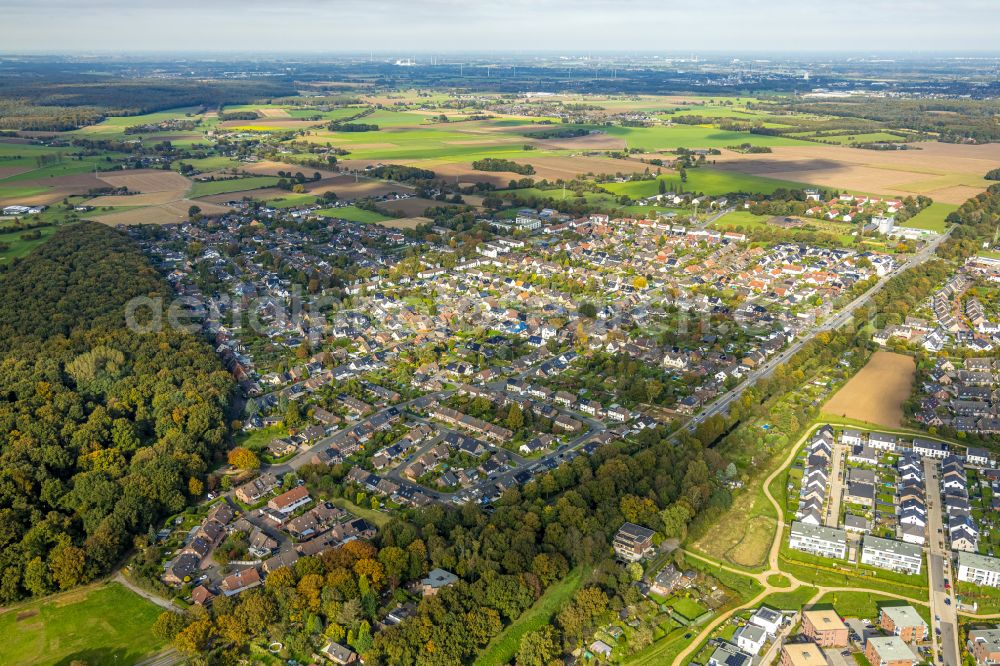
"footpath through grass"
474,566,586,666
0,581,165,665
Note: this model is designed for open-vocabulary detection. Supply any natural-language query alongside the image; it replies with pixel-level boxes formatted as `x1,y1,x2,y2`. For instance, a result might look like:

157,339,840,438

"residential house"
802,609,849,647
879,605,928,643
220,567,262,597
860,535,923,575
865,636,916,666
268,486,311,514
613,522,656,562
789,522,847,560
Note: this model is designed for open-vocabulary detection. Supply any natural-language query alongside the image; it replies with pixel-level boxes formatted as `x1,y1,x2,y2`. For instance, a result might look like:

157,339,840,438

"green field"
317,206,393,223
903,202,956,232
176,156,242,173
0,224,60,263
761,586,819,610
603,124,816,151
0,582,165,665
669,596,709,620
188,176,280,198
474,566,586,666
602,168,810,198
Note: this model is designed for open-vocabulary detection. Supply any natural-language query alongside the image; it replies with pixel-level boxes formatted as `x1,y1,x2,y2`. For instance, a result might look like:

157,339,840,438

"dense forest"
0,222,233,601
0,77,295,130
940,180,1000,260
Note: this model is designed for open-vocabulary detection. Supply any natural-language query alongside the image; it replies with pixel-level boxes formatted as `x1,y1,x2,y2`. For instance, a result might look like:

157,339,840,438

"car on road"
944,597,951,605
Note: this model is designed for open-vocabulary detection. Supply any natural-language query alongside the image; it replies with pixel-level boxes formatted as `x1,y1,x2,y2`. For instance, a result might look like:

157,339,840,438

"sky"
2,0,998,54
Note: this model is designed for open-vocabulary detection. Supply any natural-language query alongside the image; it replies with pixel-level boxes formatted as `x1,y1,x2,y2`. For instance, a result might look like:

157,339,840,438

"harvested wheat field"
219,119,326,130
306,174,416,198
0,173,106,206
377,197,437,216
239,160,340,180
527,132,627,151
86,190,186,206
257,108,291,118
89,198,228,226
0,166,33,179
823,351,916,427
714,142,1000,203
193,175,411,205
378,216,430,229
97,170,191,193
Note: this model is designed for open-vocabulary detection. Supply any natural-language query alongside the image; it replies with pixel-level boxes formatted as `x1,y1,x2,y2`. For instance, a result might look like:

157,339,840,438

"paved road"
684,227,951,435
924,458,961,666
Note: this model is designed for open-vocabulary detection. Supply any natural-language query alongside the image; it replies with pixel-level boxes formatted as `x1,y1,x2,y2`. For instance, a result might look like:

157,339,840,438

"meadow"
903,201,956,232
601,168,810,198
473,567,585,666
0,582,165,665
317,205,393,223
189,175,281,198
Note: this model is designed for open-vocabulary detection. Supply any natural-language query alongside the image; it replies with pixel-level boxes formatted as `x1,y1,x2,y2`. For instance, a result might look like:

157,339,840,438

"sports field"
0,582,165,665
823,351,916,428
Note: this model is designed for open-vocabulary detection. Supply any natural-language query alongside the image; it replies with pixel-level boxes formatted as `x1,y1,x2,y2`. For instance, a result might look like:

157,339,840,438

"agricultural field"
823,351,916,428
712,141,1000,203
188,175,281,198
0,582,165,666
316,205,393,224
602,168,810,198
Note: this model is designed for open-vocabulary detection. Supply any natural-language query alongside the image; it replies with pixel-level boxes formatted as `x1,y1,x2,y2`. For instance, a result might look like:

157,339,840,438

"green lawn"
0,582,166,665
330,496,391,529
669,596,709,620
761,586,819,610
903,202,956,232
316,206,393,224
235,424,289,449
767,573,792,588
474,566,586,666
188,176,280,198
813,590,930,624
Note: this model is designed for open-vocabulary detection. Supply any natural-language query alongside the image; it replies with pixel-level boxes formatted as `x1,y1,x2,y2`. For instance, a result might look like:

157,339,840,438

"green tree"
516,626,559,666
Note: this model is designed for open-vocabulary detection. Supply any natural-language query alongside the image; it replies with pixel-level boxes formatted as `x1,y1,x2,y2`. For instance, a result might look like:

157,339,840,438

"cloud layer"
3,1,997,54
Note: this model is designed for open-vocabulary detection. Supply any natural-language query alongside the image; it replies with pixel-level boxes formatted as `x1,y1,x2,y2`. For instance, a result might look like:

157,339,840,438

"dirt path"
112,571,179,613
